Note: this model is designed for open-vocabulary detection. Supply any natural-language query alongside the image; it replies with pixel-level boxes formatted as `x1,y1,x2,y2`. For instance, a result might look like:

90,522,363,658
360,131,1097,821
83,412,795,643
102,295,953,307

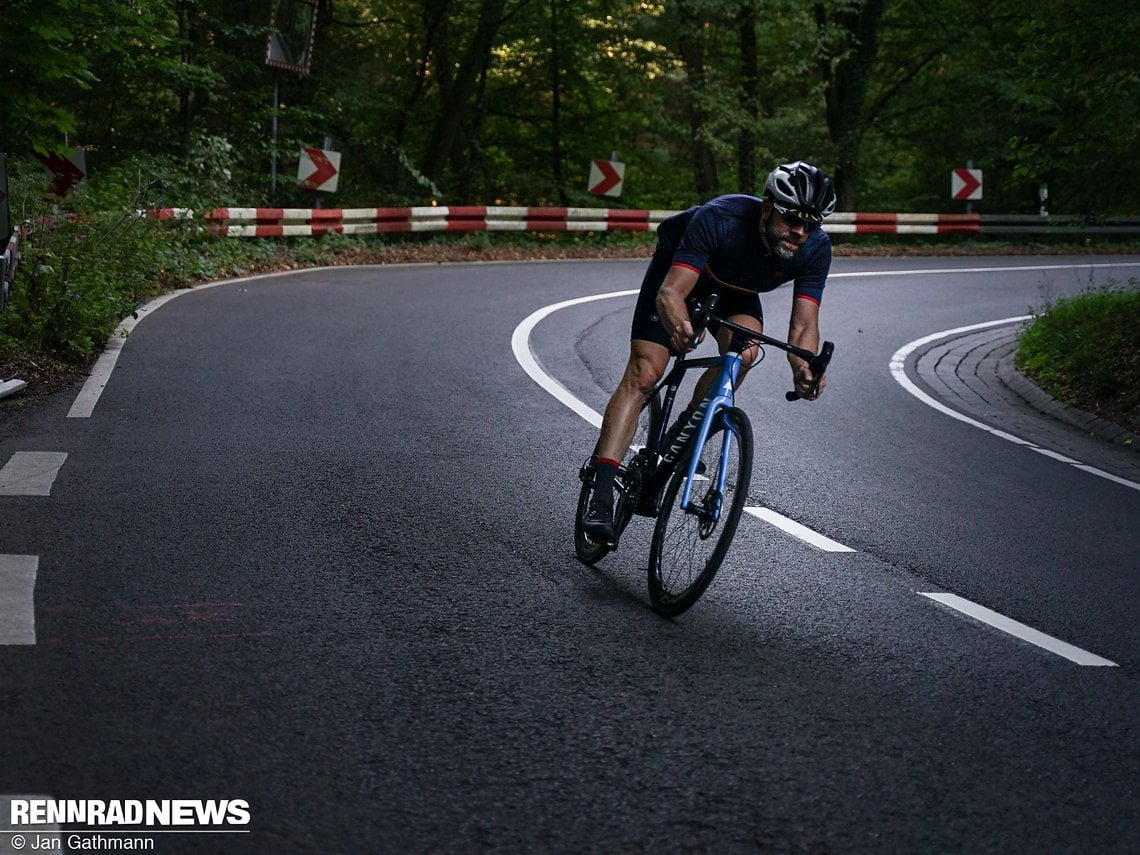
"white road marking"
0,556,38,645
510,289,638,429
744,507,855,552
829,261,1140,279
890,319,1140,492
0,452,68,496
919,592,1118,667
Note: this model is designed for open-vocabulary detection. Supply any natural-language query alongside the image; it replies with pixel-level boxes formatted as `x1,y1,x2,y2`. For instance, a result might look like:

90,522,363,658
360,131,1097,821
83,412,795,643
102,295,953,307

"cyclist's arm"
787,296,826,399
656,264,702,352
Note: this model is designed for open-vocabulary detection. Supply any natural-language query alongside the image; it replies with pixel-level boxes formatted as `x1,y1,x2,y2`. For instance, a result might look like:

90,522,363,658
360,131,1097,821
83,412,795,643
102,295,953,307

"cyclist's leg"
596,339,671,463
582,254,674,540
583,339,670,540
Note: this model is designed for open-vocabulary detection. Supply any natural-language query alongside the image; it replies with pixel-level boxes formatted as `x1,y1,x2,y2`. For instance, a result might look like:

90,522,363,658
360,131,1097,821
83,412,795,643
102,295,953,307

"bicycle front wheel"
647,407,753,616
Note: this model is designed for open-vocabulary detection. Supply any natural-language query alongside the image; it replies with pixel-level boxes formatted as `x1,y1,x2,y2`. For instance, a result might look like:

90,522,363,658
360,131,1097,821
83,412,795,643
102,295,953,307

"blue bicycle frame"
642,297,830,521
668,350,744,515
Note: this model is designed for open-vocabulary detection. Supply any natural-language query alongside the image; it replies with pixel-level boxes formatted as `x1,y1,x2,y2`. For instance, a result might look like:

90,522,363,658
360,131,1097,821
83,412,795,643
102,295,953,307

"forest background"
2,0,1138,216
0,0,1137,418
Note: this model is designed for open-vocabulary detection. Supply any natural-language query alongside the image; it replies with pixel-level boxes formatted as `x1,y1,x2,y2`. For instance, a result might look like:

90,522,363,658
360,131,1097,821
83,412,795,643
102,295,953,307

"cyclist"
583,160,838,542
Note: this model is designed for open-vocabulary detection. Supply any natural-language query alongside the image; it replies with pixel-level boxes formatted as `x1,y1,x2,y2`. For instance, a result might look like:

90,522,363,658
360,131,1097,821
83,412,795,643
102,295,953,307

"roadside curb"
994,349,1138,452
0,379,27,400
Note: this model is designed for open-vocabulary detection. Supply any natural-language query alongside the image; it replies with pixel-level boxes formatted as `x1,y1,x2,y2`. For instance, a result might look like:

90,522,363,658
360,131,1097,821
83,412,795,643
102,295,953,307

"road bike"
575,294,834,616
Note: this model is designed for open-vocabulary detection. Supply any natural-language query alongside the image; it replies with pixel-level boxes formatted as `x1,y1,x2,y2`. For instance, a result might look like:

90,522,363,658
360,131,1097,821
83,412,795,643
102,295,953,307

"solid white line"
0,555,38,645
890,319,1140,492
0,452,69,496
830,261,1140,279
919,592,1118,666
510,289,638,429
744,507,855,552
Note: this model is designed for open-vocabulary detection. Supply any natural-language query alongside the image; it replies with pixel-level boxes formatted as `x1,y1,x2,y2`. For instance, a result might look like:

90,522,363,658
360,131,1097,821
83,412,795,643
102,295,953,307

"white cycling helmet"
762,161,837,223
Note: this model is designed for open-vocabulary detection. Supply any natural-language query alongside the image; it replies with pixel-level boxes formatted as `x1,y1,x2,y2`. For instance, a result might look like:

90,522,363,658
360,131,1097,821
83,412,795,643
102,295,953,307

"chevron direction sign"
297,147,340,192
588,159,625,197
951,167,983,201
33,148,87,196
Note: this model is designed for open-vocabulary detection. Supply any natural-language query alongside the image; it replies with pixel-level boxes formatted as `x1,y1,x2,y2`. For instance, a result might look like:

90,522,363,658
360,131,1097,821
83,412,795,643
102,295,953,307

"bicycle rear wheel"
647,406,753,616
575,391,662,564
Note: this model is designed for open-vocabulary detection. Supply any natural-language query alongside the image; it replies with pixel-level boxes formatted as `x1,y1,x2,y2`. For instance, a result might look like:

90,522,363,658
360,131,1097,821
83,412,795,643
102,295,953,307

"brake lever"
786,341,834,401
688,293,720,349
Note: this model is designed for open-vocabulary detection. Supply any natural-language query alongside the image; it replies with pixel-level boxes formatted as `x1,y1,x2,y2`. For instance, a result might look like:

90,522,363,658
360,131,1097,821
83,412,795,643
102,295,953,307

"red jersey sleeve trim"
794,293,821,306
671,261,702,275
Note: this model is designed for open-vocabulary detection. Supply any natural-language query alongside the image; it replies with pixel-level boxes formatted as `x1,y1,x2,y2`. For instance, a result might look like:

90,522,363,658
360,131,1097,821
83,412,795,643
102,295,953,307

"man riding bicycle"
583,160,838,543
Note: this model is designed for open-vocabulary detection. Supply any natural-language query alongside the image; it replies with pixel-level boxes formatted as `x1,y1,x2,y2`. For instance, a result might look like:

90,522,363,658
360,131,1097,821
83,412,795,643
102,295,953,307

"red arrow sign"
33,151,86,196
298,147,340,192
951,168,982,201
588,160,624,197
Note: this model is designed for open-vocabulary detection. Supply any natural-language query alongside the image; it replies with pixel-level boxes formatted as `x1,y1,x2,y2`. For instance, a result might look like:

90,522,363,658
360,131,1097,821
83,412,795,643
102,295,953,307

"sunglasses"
771,203,822,230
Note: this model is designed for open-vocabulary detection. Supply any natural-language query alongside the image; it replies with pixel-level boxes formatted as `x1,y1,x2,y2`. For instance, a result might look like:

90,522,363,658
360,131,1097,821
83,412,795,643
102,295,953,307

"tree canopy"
2,0,1136,214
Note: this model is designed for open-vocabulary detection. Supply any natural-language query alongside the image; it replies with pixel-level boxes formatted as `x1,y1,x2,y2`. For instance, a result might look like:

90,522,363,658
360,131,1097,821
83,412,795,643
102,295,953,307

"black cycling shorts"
630,246,764,353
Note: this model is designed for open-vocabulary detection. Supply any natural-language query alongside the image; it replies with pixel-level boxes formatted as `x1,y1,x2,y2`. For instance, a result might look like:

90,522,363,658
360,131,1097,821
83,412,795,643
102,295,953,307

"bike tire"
647,406,753,616
574,391,662,564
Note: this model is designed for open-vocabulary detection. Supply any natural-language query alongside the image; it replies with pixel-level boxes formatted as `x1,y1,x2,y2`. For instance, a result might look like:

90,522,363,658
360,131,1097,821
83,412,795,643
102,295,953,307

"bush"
1016,281,1140,432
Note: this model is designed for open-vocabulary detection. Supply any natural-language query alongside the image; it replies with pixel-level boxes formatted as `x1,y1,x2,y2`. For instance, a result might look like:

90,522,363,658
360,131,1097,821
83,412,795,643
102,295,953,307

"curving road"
1,255,1138,853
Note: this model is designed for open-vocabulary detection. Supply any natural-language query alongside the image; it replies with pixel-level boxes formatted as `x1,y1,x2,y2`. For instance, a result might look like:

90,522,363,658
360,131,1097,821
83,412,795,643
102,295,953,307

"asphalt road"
1,255,1138,853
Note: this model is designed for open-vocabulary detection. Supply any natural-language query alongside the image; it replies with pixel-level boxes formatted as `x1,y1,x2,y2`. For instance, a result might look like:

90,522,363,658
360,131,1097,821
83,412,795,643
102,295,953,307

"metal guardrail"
198,206,1140,238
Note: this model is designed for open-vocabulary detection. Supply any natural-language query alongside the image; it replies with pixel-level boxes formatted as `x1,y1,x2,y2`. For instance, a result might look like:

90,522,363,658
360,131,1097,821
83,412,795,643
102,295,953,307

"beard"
761,213,807,259
772,241,796,261
765,218,801,260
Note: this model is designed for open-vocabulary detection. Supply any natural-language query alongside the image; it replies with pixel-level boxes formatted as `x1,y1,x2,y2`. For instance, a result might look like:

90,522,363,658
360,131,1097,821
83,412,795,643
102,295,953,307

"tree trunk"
817,0,887,211
421,0,506,187
550,0,567,204
678,1,719,198
737,0,759,194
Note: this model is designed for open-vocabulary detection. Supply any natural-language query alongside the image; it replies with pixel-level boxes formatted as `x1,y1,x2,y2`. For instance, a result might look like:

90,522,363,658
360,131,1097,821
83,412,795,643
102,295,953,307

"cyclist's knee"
622,357,663,396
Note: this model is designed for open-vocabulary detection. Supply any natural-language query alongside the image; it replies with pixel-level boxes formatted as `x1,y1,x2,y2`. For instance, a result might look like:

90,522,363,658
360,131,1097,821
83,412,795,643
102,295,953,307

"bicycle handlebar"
688,293,720,347
686,294,833,402
784,340,833,401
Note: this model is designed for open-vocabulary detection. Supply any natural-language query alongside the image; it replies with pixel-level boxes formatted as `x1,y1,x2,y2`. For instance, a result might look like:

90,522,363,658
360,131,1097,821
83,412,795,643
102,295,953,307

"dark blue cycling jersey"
659,194,831,305
630,194,832,350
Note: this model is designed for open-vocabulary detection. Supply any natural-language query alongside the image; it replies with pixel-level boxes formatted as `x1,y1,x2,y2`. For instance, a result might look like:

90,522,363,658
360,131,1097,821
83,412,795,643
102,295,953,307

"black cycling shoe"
582,491,617,544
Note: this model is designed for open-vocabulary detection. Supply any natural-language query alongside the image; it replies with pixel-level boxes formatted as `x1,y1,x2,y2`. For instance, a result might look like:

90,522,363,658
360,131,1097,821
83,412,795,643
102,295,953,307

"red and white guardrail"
149,206,1140,238
201,206,668,237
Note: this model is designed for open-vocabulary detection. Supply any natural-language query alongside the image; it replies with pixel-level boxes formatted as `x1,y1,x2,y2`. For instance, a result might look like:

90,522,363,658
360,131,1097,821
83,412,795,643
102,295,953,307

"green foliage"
1016,282,1140,431
0,169,179,363
2,0,1138,213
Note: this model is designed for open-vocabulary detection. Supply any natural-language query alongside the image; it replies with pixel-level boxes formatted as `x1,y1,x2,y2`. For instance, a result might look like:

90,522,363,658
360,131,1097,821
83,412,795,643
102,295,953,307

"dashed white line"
919,592,1117,667
744,507,855,552
0,452,68,496
0,555,38,645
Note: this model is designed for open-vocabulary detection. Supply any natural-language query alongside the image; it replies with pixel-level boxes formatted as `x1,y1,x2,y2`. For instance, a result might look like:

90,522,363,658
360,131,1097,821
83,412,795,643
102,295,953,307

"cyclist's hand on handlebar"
792,363,827,400
669,319,701,353
658,293,701,352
